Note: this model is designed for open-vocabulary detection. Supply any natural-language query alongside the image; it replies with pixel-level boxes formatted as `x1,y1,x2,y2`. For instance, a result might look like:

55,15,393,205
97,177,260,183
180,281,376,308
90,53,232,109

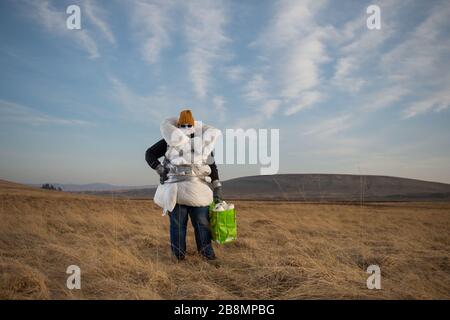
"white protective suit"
153,117,222,214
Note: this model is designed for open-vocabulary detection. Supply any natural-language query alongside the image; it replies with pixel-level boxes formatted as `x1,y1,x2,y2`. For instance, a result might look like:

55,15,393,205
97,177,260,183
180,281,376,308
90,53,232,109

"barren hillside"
81,174,450,201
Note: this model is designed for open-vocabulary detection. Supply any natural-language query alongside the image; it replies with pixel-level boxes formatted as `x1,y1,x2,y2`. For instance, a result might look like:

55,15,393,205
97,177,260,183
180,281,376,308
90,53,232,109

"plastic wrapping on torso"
153,118,222,214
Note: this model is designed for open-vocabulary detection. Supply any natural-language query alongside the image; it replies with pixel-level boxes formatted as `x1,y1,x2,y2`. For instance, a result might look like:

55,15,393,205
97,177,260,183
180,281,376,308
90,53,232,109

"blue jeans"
169,204,215,259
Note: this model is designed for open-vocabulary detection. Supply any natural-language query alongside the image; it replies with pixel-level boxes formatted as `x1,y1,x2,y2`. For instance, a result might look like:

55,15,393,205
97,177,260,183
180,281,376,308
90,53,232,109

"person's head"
177,109,195,129
177,109,195,136
177,109,195,128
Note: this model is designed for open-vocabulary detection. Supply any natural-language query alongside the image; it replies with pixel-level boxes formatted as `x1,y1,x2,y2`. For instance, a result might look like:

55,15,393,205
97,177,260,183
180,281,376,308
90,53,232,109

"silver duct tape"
165,175,211,185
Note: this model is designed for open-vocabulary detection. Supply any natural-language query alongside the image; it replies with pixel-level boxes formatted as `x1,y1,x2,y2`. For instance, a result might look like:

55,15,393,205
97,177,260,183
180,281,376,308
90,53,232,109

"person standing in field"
145,109,222,261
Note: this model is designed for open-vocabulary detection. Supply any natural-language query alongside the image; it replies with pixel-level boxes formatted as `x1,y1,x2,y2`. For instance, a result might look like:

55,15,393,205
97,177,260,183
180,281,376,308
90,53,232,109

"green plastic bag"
209,201,237,244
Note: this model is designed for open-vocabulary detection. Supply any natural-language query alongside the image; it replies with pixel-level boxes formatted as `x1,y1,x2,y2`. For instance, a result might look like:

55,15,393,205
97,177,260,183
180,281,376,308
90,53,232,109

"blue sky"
1,0,449,185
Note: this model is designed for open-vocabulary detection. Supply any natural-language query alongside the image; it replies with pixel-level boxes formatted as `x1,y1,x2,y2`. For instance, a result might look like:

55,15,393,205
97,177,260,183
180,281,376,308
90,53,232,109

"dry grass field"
0,179,449,299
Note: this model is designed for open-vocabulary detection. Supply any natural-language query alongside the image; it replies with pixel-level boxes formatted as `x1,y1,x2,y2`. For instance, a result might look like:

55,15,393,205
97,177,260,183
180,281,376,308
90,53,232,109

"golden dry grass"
0,179,449,299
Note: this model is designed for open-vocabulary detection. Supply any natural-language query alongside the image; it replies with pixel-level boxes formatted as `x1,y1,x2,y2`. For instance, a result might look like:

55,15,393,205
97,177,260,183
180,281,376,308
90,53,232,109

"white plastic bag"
213,201,234,212
153,183,178,215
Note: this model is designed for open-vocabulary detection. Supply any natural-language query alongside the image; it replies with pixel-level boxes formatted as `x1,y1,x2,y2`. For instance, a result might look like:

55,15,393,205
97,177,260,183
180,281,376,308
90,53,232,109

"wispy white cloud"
381,1,450,118
26,0,117,58
362,86,409,111
403,90,450,118
212,95,226,122
303,114,352,138
244,0,329,119
252,0,327,49
241,74,282,124
244,74,268,102
331,0,400,91
233,99,281,129
131,0,174,64
83,0,116,45
262,0,330,101
72,0,233,125
128,0,229,98
285,91,323,115
109,76,179,123
184,0,229,99
29,0,100,59
233,114,265,129
0,100,92,126
330,0,450,118
225,65,245,82
279,29,330,99
261,99,281,118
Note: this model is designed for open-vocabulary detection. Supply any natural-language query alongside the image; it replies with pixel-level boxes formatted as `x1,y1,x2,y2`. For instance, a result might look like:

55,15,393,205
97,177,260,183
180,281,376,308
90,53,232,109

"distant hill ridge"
79,174,450,202
28,183,156,192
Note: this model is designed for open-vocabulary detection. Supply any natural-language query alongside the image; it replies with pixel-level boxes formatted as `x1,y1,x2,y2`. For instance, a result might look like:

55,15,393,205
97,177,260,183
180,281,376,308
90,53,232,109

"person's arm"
145,139,167,169
207,151,219,181
208,152,222,202
209,163,219,182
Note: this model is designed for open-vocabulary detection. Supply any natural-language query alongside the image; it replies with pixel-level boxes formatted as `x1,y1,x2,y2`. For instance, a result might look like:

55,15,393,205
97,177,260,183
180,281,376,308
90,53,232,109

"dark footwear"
203,254,217,261
197,248,216,260
173,254,185,261
206,256,220,268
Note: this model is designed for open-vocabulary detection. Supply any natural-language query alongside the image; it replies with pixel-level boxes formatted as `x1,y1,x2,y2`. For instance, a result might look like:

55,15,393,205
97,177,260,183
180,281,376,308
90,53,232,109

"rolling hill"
29,183,155,192
80,174,450,201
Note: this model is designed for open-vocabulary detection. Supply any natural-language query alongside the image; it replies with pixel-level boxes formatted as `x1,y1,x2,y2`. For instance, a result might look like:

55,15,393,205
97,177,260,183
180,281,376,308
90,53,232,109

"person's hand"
155,164,168,184
155,164,165,175
212,180,222,203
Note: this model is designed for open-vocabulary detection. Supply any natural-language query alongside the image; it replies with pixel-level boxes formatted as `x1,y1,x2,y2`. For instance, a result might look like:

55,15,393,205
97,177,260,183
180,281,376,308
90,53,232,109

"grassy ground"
0,180,449,299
